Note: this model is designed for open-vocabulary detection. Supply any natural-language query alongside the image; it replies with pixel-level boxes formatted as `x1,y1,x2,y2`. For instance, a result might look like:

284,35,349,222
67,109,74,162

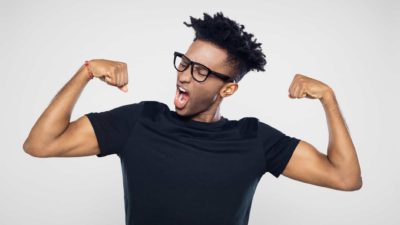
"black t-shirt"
86,100,300,225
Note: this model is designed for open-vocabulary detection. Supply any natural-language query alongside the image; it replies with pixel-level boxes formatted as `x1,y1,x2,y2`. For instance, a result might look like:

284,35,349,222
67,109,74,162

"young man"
23,12,362,225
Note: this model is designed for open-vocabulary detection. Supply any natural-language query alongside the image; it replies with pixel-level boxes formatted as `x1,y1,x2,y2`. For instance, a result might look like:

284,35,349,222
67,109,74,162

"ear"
220,83,239,97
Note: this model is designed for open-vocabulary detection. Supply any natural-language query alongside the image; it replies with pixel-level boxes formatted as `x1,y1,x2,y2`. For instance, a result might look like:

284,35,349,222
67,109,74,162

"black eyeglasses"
173,51,236,83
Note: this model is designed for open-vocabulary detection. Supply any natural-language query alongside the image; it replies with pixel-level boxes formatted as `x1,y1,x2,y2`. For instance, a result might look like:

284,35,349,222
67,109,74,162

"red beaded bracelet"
84,60,94,80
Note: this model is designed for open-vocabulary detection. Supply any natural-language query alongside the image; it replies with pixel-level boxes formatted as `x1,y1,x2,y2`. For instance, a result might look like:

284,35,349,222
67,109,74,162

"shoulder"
91,100,168,118
256,120,299,148
235,117,284,137
232,116,259,138
140,100,169,112
232,117,282,139
257,120,285,138
135,100,170,120
114,100,167,113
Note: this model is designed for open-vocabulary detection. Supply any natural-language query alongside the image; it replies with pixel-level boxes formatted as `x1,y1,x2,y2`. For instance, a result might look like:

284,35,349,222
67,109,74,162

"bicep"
46,115,100,157
282,140,346,190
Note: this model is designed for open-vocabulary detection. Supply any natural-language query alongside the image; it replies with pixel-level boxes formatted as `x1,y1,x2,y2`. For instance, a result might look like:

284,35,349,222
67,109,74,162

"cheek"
191,88,219,106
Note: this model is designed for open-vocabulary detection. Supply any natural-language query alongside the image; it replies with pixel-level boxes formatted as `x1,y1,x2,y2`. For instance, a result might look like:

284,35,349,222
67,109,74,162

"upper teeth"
178,86,186,92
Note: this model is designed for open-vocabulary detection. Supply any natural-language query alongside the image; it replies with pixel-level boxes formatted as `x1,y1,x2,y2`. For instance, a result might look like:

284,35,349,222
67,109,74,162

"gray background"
1,0,399,224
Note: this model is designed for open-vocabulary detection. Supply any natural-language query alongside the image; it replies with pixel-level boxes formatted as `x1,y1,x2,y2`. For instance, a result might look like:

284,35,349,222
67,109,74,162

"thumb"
119,84,128,92
105,76,112,83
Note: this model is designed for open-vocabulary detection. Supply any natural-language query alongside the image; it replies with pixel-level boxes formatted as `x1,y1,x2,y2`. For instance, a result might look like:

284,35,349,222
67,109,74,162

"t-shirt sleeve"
258,121,301,178
85,101,145,157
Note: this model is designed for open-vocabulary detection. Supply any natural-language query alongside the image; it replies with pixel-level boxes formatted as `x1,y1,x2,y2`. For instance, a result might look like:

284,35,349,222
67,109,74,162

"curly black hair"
183,12,267,83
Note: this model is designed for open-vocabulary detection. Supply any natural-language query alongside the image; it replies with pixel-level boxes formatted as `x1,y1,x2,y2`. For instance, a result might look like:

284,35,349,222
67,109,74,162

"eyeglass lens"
174,54,209,82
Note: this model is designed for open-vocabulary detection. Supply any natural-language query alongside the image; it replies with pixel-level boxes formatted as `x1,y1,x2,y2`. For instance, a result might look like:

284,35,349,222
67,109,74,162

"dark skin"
285,75,362,191
23,39,362,191
174,39,239,122
176,40,362,191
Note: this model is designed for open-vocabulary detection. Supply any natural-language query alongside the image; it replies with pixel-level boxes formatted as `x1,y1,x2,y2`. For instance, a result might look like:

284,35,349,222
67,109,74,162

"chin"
175,106,194,117
174,106,186,114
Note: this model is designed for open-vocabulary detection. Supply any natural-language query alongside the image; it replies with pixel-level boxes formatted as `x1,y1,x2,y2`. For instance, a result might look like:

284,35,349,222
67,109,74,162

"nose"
177,65,192,83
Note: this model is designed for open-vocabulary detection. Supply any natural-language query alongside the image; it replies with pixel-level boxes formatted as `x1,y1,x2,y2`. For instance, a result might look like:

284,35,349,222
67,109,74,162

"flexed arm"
23,59,129,157
282,74,362,191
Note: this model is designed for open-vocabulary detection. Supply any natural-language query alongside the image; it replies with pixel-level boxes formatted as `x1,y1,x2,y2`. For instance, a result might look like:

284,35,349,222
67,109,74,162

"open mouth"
174,85,190,109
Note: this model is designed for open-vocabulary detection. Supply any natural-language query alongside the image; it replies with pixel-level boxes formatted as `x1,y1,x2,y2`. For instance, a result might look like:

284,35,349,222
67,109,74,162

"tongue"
174,89,189,109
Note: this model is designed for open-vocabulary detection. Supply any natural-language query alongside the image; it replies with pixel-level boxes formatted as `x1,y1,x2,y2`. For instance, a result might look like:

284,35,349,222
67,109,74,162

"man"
23,12,362,225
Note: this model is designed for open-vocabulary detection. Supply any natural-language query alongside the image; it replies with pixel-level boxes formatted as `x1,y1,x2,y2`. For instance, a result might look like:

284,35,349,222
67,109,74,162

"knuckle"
112,65,118,72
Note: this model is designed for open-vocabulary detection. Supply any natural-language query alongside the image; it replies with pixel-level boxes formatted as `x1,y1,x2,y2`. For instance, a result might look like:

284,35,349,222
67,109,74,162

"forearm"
24,64,91,153
321,89,362,189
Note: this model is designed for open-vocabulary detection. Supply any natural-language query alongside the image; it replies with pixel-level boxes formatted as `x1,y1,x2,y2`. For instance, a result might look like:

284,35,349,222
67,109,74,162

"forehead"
184,39,229,70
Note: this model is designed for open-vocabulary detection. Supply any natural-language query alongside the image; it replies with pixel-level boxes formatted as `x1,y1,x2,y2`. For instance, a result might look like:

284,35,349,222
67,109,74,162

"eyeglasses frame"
173,51,236,83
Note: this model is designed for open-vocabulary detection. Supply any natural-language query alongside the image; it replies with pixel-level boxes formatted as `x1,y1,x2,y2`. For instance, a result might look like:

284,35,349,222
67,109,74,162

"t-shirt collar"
170,111,229,129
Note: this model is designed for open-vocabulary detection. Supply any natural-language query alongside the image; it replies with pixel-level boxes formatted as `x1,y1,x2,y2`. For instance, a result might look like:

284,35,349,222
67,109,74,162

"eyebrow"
183,54,208,68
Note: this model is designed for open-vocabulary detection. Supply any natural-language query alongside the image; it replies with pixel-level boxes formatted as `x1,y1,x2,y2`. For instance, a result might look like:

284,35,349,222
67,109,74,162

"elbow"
23,140,51,158
23,140,34,156
340,176,363,191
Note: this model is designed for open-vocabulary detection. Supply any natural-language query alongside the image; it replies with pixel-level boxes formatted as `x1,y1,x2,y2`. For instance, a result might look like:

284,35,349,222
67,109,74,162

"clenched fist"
87,59,129,92
288,73,332,100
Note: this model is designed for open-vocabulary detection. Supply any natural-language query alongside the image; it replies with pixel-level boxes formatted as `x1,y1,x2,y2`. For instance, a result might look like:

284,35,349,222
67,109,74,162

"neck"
191,96,223,123
191,109,221,123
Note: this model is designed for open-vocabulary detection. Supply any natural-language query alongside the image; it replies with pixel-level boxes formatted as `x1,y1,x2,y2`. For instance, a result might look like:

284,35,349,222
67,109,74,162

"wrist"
75,62,93,83
84,60,94,80
320,87,337,108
